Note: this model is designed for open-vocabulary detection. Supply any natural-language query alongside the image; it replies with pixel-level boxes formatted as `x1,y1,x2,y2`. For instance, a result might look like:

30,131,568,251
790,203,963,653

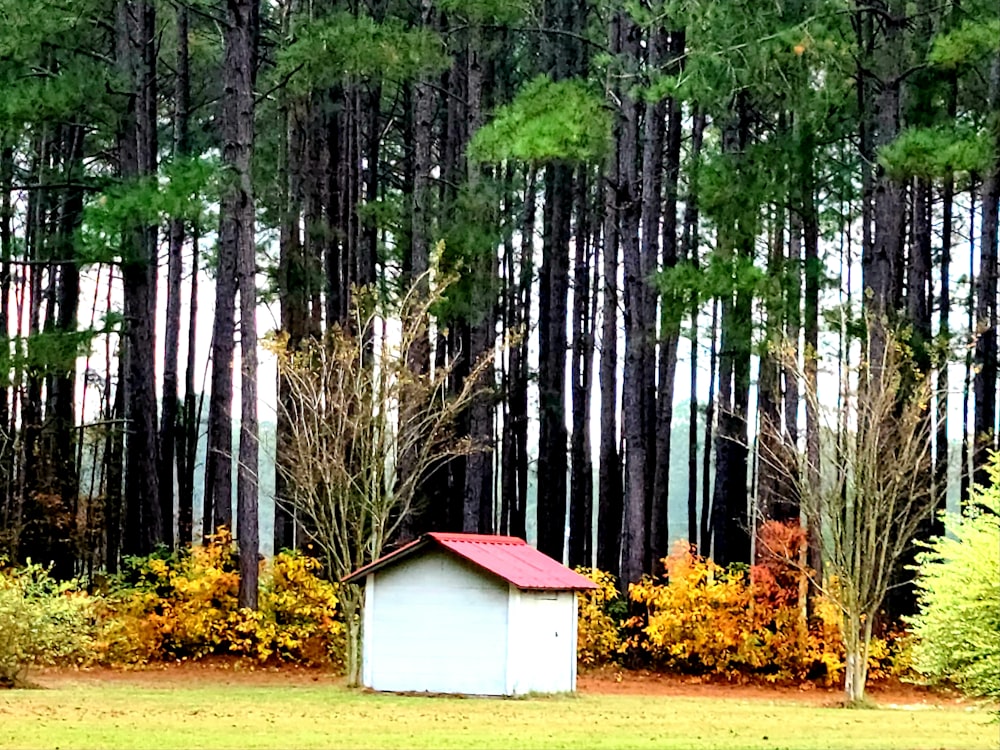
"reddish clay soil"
576,666,970,708
28,660,970,708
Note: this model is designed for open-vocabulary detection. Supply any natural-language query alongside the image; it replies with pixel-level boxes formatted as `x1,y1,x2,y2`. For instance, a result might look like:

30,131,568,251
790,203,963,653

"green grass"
0,682,994,750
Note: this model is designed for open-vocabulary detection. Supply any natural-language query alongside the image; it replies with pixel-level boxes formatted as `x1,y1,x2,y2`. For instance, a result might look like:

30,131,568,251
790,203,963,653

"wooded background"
0,0,996,616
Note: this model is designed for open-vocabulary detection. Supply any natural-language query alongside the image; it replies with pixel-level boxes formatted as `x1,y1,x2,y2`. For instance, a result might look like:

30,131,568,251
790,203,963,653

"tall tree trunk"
683,109,704,549
863,0,906,372
973,54,999,488
220,0,260,608
118,0,162,555
177,219,199,548
619,12,647,586
597,20,623,574
710,97,752,567
960,190,977,509
639,27,668,572
462,25,495,535
568,167,594,567
0,145,11,545
160,0,191,549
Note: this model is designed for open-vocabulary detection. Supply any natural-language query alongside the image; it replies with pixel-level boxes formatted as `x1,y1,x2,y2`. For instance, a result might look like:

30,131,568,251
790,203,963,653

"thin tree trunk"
683,109,704,549
160,0,191,549
597,39,623,575
973,54,999,488
569,167,594,567
700,298,718,557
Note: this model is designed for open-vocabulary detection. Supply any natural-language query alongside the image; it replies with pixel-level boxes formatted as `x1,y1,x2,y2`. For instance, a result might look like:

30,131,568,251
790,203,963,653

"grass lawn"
0,678,995,750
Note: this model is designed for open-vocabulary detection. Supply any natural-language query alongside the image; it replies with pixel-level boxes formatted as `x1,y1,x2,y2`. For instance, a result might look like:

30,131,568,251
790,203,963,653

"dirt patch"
577,666,970,708
28,660,971,709
30,659,344,690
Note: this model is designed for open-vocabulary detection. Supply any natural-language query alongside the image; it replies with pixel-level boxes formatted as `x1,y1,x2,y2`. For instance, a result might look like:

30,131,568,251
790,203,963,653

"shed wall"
363,549,509,695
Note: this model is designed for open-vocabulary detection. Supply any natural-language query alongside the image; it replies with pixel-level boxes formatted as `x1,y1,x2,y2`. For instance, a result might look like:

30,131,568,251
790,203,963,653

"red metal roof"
342,532,597,590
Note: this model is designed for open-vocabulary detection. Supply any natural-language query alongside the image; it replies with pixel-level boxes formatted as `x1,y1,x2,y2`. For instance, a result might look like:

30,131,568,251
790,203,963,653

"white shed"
343,532,597,696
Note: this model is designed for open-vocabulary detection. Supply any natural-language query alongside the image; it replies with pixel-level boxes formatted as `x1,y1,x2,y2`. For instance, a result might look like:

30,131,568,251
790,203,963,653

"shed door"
515,590,573,693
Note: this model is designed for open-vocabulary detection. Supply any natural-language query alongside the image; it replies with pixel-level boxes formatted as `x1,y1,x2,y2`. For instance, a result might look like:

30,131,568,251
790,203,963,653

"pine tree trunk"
597,18,623,574
619,12,647,586
218,0,260,608
683,109,704,549
0,145,11,542
710,97,752,567
118,0,162,555
160,1,191,549
568,167,594,567
973,54,999,488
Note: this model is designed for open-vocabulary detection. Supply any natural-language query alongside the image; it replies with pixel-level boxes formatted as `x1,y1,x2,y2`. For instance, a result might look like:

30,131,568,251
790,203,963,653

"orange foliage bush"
611,522,907,684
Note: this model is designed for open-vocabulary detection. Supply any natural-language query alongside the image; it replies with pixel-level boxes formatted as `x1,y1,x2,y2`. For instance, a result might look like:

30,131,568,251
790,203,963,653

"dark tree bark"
700,298,718,557
862,0,906,372
220,0,260,609
710,96,752,568
973,54,999,488
650,28,685,575
462,25,496,535
536,0,585,562
683,109,705,549
596,19,623,573
177,219,200,548
0,145,11,543
118,0,162,555
568,166,595,568
160,0,191,549
509,167,535,541
618,12,647,586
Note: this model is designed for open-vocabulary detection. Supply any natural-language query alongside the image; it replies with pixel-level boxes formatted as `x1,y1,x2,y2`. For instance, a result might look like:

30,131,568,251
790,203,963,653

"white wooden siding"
363,550,510,695
506,588,577,694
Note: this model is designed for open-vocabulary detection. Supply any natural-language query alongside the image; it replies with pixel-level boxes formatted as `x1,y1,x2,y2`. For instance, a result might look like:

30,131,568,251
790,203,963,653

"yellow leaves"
96,541,346,669
574,567,624,667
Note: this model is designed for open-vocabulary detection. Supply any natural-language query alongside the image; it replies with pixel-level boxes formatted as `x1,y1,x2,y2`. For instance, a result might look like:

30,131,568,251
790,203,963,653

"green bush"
908,454,1000,699
0,562,95,686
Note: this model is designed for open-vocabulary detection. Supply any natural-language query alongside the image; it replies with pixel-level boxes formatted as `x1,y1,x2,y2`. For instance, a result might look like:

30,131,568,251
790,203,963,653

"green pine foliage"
908,454,1000,700
276,12,450,94
928,19,1000,69
469,76,612,164
878,124,994,180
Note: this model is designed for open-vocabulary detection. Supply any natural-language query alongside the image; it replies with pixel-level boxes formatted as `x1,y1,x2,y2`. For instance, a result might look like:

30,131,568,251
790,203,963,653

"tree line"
0,0,996,615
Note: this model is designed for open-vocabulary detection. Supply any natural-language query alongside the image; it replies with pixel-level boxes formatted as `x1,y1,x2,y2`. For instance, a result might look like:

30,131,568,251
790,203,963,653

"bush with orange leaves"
622,522,907,684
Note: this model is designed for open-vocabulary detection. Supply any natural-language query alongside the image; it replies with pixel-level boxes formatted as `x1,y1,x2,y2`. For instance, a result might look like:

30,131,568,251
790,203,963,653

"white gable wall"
506,587,578,694
362,549,510,695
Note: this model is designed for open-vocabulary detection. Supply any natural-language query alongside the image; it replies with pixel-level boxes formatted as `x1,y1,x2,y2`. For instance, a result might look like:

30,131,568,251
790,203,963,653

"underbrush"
5,521,912,688
576,522,910,686
0,530,345,683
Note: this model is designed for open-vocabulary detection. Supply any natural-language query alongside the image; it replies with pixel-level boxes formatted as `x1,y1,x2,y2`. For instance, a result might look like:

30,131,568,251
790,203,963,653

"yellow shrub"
98,531,345,668
574,568,623,667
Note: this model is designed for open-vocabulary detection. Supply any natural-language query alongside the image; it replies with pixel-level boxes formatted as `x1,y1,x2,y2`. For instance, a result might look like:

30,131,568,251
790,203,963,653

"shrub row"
0,530,345,684
576,522,909,686
0,522,919,687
